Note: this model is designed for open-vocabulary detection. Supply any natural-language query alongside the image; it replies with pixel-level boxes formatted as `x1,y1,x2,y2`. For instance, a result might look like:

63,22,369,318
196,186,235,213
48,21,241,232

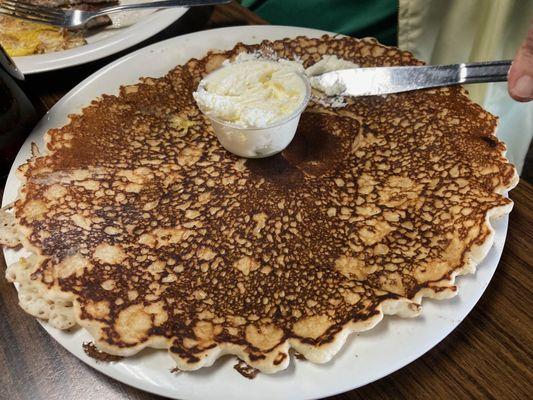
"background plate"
11,1,188,74
2,25,510,400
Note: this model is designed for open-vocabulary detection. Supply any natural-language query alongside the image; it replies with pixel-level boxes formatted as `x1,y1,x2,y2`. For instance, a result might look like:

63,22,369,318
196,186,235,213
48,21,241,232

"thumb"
508,24,533,102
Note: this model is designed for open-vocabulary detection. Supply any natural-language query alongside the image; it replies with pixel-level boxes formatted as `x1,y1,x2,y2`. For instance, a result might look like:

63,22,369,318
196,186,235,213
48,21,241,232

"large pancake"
0,35,518,374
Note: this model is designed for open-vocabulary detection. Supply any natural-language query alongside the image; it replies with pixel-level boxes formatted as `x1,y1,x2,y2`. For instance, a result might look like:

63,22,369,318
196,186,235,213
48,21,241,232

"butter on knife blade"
310,61,511,97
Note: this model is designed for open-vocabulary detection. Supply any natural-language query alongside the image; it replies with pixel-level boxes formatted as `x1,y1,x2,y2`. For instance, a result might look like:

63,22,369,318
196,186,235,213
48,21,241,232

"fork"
0,0,230,29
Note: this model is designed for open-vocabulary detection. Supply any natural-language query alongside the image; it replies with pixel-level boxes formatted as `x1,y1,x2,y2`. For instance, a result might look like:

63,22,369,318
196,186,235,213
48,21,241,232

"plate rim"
1,24,510,400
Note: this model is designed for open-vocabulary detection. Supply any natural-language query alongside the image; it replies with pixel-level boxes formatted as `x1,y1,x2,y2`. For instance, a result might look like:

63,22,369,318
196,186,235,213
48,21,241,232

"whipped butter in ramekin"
193,59,310,158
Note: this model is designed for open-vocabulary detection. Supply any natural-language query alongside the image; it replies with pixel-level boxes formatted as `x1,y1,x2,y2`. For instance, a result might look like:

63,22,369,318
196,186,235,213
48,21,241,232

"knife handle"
459,60,511,84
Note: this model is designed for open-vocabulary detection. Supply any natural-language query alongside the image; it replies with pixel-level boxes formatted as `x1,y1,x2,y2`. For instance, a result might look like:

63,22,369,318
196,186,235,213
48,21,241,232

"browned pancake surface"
10,36,517,372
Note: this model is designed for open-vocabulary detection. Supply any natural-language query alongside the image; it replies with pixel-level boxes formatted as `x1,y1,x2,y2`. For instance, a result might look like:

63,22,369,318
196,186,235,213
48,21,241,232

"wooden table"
1,2,532,399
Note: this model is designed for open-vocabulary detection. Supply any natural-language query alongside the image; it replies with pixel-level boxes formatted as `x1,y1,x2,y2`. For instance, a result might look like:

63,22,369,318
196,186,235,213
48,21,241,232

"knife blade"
310,60,511,97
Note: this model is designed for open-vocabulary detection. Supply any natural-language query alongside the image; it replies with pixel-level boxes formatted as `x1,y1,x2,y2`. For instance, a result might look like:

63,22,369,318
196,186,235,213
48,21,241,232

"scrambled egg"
0,16,85,57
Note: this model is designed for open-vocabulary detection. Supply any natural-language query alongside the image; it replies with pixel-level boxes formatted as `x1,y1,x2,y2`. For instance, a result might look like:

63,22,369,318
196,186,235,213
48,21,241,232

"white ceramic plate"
11,0,188,74
2,25,510,400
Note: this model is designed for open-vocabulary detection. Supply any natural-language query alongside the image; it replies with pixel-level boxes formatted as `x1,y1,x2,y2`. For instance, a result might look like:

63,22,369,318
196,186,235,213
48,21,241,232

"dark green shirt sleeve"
241,0,398,46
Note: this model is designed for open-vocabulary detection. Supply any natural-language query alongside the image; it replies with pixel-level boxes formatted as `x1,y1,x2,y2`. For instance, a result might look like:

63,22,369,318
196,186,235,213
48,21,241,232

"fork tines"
0,0,64,26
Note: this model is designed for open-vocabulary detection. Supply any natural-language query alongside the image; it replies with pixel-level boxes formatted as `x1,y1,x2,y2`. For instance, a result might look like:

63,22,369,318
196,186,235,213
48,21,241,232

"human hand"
508,24,533,102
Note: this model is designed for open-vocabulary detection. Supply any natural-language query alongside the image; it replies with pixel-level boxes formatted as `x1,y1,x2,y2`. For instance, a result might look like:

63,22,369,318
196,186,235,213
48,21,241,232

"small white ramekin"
198,73,311,158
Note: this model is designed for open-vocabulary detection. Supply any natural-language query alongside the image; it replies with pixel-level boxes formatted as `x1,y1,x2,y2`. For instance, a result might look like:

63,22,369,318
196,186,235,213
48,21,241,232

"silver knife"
310,60,511,97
